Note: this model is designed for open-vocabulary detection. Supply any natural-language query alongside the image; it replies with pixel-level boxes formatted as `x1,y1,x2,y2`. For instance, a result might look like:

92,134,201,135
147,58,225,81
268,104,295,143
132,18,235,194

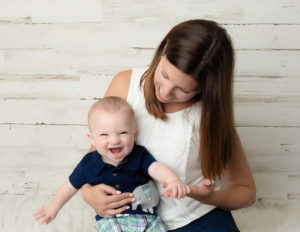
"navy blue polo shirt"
69,144,157,220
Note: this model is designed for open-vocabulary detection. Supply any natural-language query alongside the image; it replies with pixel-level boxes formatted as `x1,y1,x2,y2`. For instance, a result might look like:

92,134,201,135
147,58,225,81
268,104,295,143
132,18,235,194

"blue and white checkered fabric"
95,214,167,232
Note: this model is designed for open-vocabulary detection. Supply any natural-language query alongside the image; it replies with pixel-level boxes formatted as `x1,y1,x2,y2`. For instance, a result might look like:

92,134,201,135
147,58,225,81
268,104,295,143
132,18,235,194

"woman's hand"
81,183,134,217
187,179,214,203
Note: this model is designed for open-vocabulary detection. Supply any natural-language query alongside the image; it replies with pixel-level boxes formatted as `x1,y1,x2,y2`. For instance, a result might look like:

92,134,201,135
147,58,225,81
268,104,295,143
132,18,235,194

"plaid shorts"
94,214,167,232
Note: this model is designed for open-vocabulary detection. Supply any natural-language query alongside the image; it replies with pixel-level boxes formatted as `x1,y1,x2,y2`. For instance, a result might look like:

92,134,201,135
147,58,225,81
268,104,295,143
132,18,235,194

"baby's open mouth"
110,147,123,153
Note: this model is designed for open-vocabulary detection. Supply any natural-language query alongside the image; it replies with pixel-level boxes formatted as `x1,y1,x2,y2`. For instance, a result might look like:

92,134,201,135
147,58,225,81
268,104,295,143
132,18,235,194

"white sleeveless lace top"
127,67,216,230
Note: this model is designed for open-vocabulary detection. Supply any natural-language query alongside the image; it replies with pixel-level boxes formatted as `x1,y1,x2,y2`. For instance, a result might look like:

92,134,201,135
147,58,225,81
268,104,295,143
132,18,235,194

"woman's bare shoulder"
104,69,132,99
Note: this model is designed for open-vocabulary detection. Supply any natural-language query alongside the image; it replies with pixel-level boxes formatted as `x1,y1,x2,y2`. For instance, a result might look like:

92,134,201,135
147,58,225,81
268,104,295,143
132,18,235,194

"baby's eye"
100,133,108,136
120,131,128,135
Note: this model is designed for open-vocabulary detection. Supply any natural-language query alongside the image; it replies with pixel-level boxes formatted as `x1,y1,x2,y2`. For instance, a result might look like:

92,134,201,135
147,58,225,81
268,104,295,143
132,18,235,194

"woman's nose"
160,83,173,99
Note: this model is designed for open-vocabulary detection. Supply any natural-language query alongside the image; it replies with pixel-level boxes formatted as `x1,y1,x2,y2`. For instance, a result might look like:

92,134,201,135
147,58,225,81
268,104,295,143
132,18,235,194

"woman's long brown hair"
140,20,235,180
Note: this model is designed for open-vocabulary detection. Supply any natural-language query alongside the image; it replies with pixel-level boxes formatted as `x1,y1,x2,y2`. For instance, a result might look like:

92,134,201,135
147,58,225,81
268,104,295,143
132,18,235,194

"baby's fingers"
33,208,45,221
41,216,49,224
176,185,190,198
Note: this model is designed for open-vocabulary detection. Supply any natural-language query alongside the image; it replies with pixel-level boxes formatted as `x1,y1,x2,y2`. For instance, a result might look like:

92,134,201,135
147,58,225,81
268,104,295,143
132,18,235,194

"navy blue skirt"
168,207,240,232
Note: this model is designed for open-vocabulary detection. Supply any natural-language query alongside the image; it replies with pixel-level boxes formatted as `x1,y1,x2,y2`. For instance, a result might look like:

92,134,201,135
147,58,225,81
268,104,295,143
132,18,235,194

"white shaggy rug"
1,194,299,232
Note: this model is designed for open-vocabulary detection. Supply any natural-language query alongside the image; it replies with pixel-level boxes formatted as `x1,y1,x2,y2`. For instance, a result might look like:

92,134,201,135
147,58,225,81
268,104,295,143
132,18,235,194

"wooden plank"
2,74,299,102
2,49,300,76
0,23,165,51
2,49,152,75
0,74,299,102
253,172,288,199
0,0,102,23
0,98,299,127
1,24,299,50
0,124,90,149
234,76,300,103
237,127,300,158
0,74,112,100
0,0,299,24
288,175,300,199
80,74,113,99
235,101,300,127
225,24,300,50
237,127,300,173
101,0,300,24
235,50,300,77
0,99,92,124
249,157,300,173
0,147,86,194
0,75,80,100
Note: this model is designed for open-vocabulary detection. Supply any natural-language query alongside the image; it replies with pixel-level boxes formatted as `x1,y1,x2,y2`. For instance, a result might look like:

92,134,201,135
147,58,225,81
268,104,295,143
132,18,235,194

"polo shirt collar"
91,151,107,177
92,148,141,177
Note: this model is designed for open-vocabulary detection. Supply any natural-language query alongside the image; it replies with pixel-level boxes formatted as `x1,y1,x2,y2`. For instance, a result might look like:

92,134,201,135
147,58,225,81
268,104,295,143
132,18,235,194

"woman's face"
154,55,201,104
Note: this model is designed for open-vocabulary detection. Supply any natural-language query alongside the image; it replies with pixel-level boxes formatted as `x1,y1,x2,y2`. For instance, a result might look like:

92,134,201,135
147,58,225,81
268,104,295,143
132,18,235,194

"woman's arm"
104,69,132,98
188,131,256,210
81,69,134,217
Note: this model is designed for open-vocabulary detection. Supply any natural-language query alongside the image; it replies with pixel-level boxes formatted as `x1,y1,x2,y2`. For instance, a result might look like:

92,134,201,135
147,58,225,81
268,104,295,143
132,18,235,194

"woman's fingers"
187,179,214,202
94,192,134,217
103,205,131,217
106,193,134,209
102,184,122,195
203,179,212,187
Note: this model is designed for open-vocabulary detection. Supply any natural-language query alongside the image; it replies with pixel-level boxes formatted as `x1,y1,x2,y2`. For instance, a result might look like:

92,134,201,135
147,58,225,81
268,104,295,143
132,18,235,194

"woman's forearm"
189,184,256,210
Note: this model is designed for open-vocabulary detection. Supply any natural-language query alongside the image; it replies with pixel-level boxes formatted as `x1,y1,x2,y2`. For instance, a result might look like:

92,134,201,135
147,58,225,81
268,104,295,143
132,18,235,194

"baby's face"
88,109,136,166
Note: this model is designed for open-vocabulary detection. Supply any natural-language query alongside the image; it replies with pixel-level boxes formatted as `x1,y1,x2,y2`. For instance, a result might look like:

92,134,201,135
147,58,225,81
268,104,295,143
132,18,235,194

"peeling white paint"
0,0,300,231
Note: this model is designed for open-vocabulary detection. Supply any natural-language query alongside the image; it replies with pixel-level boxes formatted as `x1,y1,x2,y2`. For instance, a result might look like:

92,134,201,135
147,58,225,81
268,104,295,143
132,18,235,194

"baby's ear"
87,133,95,145
134,129,139,140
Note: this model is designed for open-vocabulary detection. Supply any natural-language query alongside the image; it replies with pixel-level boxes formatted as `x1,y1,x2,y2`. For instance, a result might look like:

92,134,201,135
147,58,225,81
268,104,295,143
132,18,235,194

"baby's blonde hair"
88,96,135,131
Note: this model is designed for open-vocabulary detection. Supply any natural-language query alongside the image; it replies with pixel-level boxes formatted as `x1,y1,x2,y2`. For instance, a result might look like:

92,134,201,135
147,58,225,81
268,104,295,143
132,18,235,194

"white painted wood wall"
0,0,299,231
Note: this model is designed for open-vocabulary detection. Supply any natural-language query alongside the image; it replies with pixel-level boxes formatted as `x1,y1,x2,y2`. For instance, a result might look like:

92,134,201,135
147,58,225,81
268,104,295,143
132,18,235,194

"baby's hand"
33,205,57,224
161,180,190,199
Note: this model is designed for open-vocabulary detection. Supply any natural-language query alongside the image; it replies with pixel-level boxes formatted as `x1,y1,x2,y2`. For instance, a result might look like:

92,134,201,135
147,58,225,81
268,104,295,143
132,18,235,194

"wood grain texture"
0,1,299,230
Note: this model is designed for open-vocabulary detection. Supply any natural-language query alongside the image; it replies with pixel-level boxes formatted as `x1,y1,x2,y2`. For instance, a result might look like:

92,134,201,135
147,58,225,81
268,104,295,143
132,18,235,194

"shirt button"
112,172,117,176
115,184,120,189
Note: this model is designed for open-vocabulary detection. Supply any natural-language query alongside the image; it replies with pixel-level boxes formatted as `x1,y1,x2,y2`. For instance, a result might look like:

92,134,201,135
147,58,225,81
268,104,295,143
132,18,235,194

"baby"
34,96,189,231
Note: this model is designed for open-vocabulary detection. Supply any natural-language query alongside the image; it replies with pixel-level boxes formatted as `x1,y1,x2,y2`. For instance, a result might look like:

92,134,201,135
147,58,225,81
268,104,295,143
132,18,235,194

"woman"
81,19,256,231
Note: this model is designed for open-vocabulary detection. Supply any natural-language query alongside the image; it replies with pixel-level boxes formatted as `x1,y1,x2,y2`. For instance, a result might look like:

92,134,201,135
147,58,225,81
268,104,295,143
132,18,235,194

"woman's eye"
162,71,168,79
181,89,190,94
